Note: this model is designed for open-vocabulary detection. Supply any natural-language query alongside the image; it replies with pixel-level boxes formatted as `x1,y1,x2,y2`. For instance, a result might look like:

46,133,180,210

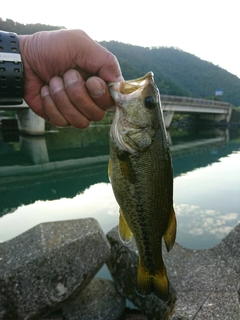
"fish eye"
144,95,157,110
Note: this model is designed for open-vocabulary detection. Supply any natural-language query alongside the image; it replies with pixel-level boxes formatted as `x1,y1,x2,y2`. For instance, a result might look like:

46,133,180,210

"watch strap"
0,31,24,105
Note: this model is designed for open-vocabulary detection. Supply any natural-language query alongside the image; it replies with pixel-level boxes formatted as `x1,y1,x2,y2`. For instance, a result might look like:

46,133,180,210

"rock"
62,278,126,320
0,218,110,320
107,223,240,319
125,309,148,320
106,227,177,320
40,309,63,320
164,224,240,319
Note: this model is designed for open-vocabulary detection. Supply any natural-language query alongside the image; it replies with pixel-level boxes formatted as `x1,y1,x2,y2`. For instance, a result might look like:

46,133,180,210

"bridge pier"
163,111,174,128
197,105,232,123
17,109,45,136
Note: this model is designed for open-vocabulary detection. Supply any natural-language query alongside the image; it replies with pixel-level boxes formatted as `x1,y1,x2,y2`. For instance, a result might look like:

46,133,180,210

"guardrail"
161,95,231,109
0,96,231,110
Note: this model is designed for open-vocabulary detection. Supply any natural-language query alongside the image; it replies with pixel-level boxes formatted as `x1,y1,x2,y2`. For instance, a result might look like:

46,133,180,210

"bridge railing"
161,95,231,109
0,96,232,110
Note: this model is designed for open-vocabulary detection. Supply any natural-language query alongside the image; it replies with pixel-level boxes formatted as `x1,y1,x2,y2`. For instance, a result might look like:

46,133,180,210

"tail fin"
136,259,169,302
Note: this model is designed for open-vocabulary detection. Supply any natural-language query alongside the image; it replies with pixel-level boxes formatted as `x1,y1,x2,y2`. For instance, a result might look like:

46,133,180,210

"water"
0,125,240,251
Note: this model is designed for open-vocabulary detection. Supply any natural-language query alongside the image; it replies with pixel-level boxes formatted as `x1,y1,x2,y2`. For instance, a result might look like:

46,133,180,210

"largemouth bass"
108,72,176,301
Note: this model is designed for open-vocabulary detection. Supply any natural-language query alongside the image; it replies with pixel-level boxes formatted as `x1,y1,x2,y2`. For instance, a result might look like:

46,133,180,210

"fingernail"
116,75,124,82
41,85,50,97
64,70,80,88
50,77,64,95
87,78,105,98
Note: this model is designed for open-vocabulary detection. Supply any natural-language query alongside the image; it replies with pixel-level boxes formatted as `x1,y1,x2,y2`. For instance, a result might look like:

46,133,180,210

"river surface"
0,124,240,251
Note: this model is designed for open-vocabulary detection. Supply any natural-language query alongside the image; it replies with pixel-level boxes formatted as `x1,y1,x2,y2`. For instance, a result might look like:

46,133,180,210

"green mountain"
0,18,64,34
1,18,239,105
100,41,240,106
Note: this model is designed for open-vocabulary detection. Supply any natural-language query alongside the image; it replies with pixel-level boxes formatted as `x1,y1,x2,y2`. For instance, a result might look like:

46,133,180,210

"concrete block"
62,278,125,320
106,227,176,320
106,223,240,319
0,218,110,320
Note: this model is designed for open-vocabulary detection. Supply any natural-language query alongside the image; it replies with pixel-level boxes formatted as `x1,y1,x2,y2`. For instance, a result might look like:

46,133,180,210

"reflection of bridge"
0,101,44,135
0,129,233,217
0,95,233,134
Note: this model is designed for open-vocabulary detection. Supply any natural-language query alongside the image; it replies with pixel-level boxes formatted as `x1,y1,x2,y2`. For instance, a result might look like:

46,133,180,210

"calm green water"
0,125,240,250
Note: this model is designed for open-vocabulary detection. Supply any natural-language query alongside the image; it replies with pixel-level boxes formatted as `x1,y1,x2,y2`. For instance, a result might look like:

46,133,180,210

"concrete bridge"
161,95,232,128
0,95,233,134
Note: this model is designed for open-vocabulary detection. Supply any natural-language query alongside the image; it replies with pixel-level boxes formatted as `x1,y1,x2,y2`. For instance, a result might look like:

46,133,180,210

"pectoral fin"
164,206,177,252
118,151,136,183
118,208,133,244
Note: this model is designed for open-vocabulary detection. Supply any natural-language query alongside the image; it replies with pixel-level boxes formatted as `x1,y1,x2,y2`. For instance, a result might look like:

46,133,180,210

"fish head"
109,72,162,154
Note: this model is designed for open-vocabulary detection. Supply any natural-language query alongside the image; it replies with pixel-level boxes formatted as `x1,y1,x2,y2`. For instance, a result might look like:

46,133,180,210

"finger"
86,76,116,111
97,51,124,82
71,30,123,82
63,69,106,122
41,85,70,127
49,75,92,129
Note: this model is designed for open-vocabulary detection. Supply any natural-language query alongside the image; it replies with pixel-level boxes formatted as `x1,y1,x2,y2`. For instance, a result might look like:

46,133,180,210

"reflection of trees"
45,125,110,161
1,206,17,217
0,161,109,217
1,132,238,217
46,125,110,149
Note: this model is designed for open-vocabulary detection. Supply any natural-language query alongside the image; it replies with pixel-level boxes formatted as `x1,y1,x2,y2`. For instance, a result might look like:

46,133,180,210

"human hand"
18,29,123,128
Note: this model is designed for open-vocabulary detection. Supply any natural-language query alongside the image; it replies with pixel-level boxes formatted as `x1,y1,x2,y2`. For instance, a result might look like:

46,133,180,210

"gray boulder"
62,278,126,320
106,227,177,320
0,218,110,320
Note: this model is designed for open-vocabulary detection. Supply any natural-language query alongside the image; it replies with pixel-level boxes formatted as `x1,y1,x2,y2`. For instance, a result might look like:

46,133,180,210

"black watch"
0,31,24,105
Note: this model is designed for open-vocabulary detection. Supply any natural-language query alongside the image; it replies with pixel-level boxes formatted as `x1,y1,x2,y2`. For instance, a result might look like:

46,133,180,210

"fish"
108,72,177,301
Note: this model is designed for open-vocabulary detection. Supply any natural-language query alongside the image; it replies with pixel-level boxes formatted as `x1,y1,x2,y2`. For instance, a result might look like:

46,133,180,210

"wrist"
0,31,24,105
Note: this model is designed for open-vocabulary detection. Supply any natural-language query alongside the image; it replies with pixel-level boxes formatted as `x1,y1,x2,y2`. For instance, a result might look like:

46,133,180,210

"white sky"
2,0,240,78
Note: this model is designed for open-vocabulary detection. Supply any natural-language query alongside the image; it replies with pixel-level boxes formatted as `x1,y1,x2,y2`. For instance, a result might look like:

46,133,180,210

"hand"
18,29,123,128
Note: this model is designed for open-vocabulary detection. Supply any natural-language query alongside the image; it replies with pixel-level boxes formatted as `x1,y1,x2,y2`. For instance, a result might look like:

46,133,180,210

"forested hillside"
100,41,240,106
0,18,64,34
1,18,240,105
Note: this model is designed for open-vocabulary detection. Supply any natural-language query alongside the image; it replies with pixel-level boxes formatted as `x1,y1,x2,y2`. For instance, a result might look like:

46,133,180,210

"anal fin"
118,208,133,244
108,158,112,183
164,206,177,252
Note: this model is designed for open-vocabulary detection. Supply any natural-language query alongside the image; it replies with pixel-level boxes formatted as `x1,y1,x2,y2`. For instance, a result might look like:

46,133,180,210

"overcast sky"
2,0,240,78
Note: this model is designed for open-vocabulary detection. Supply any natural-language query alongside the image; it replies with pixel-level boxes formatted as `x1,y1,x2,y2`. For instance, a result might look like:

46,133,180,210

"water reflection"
19,135,49,164
0,183,119,242
0,125,240,249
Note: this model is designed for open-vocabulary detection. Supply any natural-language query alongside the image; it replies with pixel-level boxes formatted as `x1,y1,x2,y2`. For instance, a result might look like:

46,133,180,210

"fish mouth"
108,72,154,91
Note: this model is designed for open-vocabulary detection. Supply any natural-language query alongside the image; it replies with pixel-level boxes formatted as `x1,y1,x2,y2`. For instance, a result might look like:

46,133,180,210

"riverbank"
1,218,239,319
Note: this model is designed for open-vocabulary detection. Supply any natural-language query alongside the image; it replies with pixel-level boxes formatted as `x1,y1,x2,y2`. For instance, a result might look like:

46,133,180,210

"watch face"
0,52,22,63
